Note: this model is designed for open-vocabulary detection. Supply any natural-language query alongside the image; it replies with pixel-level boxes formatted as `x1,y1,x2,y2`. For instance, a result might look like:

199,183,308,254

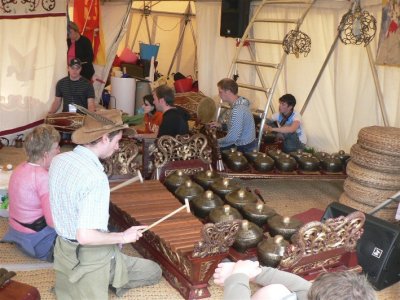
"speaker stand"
369,191,400,218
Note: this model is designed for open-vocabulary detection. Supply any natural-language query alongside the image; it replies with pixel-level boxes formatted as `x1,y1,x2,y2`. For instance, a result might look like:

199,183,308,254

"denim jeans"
278,132,305,153
220,139,257,154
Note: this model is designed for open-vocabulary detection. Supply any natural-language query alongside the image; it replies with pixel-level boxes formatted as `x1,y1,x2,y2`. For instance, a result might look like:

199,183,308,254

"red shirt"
137,112,163,134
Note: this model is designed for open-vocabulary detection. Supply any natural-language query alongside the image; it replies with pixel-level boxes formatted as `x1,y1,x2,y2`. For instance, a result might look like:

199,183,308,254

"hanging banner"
0,0,66,18
74,0,105,64
376,0,400,66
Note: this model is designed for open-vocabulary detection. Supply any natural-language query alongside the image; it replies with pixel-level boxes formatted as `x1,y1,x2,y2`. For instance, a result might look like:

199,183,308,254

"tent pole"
95,0,133,100
366,45,389,126
125,8,134,48
300,34,340,115
130,14,144,50
167,3,192,77
301,1,356,115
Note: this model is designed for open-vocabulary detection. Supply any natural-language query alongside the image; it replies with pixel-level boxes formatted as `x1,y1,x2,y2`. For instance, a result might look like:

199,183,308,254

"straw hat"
72,107,136,144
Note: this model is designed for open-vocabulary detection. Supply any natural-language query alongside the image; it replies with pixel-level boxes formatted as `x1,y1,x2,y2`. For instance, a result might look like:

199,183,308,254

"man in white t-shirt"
263,94,307,153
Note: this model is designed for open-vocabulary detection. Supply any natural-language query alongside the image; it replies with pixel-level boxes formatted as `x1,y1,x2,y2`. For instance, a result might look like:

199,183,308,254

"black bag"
15,216,47,232
173,72,186,81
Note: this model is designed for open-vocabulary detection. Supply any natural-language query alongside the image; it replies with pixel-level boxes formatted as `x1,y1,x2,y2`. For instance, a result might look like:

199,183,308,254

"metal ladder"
226,0,316,150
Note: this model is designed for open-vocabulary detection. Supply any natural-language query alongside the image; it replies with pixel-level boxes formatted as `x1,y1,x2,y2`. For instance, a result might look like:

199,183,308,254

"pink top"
67,41,76,65
8,162,54,233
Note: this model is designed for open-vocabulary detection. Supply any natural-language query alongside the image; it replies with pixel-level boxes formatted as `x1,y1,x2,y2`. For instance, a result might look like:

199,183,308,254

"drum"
45,112,85,133
174,92,217,124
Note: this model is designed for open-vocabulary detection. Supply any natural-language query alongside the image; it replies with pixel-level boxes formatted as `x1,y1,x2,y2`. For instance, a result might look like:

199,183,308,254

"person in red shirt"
136,94,163,135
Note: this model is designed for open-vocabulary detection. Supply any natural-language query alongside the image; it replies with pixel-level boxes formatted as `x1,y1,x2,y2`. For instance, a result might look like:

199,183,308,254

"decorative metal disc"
338,4,377,46
282,30,311,58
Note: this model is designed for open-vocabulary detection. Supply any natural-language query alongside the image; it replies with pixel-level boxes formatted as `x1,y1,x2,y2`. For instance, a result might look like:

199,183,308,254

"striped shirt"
55,76,95,112
49,146,110,239
218,96,256,148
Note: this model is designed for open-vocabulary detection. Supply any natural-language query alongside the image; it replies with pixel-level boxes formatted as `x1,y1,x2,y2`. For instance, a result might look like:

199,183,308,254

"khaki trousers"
54,237,162,300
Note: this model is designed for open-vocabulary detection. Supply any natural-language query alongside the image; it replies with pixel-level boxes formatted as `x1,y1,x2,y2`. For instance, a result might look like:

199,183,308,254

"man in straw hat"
49,108,162,299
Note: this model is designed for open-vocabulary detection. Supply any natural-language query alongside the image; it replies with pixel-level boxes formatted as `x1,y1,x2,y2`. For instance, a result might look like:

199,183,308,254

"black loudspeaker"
321,202,400,290
220,0,251,38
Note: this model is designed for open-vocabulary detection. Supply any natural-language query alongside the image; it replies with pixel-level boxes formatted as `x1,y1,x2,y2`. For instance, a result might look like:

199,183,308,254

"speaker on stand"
220,0,251,38
321,202,400,290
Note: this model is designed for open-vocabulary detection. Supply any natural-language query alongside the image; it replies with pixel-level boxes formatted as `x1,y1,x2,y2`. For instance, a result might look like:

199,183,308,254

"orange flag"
73,0,105,65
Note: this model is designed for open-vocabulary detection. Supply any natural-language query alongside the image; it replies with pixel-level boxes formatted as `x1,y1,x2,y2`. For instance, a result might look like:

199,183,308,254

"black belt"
65,238,78,243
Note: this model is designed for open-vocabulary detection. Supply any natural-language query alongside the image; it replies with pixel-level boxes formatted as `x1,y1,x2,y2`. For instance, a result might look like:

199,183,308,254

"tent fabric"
1,0,400,154
0,15,67,135
196,0,400,152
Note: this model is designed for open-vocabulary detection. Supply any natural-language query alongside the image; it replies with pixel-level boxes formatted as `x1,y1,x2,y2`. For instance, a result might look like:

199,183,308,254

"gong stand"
278,210,365,280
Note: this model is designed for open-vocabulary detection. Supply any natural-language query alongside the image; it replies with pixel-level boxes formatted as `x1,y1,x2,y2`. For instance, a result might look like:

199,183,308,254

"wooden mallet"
140,198,191,233
110,170,143,192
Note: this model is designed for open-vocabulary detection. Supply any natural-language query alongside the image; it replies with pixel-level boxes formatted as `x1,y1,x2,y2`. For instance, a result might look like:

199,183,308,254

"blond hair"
308,271,376,300
24,125,60,162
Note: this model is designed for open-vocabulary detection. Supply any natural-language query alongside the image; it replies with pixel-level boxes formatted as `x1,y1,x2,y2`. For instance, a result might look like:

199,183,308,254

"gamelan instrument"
174,92,216,124
44,112,85,132
109,180,239,299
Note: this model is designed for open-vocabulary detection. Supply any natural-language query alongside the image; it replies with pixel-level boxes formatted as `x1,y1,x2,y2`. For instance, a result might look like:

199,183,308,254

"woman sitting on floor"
2,124,60,262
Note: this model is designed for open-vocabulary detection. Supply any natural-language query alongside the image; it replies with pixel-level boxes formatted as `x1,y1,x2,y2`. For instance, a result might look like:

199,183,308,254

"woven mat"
231,178,344,216
10,248,226,300
0,217,53,269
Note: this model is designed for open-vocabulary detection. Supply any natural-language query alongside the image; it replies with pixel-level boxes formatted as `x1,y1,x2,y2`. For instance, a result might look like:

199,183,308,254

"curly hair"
308,271,377,300
24,124,60,162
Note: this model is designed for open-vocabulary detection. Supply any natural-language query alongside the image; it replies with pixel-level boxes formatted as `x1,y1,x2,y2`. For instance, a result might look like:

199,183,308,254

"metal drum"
174,92,217,123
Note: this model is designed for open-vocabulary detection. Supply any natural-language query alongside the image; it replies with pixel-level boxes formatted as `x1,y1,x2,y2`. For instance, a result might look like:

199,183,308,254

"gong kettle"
174,180,204,204
289,149,304,162
298,153,320,172
253,153,275,173
209,204,243,223
244,149,260,163
164,170,190,193
257,235,289,267
275,154,297,172
267,149,283,161
267,215,303,241
191,190,224,219
210,178,240,199
225,188,258,210
224,149,249,172
232,220,264,253
241,203,277,227
333,150,350,165
193,170,221,189
321,155,343,173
